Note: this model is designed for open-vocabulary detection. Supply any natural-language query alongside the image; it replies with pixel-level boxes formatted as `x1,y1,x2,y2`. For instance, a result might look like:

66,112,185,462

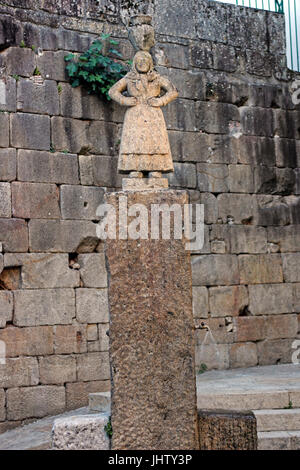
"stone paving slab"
0,407,89,450
197,364,300,392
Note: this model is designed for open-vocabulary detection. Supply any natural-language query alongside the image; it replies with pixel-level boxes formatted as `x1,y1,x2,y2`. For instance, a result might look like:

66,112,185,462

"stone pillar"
198,410,258,450
105,189,198,450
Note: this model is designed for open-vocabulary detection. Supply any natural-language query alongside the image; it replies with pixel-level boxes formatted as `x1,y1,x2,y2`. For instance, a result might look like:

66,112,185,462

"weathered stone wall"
0,0,299,431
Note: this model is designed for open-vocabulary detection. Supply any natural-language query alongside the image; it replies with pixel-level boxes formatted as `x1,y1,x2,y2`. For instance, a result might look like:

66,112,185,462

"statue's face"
135,55,151,73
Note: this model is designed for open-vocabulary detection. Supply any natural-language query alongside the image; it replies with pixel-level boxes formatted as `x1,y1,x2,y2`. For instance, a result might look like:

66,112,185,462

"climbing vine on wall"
64,34,128,101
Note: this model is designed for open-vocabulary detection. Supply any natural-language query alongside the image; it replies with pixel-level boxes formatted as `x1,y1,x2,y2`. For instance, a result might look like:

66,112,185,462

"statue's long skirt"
118,104,174,173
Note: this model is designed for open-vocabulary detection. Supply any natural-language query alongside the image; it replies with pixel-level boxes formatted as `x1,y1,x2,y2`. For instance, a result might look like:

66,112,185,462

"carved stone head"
128,15,155,52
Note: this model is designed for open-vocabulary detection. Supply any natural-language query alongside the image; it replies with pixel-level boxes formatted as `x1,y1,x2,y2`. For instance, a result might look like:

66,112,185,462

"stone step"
89,392,111,413
258,431,300,450
52,413,110,450
197,390,293,411
255,409,300,432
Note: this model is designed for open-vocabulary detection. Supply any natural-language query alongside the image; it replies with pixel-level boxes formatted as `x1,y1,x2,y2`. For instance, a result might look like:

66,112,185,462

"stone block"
155,0,196,38
198,193,218,224
12,182,60,219
254,195,291,226
0,14,21,51
54,325,87,354
154,42,189,69
79,155,121,188
169,132,234,164
29,219,99,253
76,288,109,324
198,410,257,450
211,240,226,254
209,286,248,317
234,136,275,166
39,355,76,385
14,289,75,326
204,75,249,108
17,78,59,115
265,315,298,340
59,82,106,120
190,42,213,69
163,98,196,132
239,254,283,284
66,380,110,410
282,254,300,283
0,218,28,252
52,414,110,450
0,326,53,356
257,339,295,366
0,357,39,388
289,392,300,408
197,163,229,193
234,316,266,342
11,113,50,150
0,389,4,422
36,50,68,81
18,150,79,184
0,113,9,147
295,169,300,196
0,77,16,112
4,253,80,288
76,352,110,382
210,225,268,254
275,139,298,168
196,1,228,43
60,185,105,220
249,84,282,109
293,284,300,312
192,286,208,319
246,50,272,77
167,162,197,189
240,107,274,137
195,342,229,370
0,291,13,328
87,324,98,341
227,2,268,48
249,284,294,315
0,183,11,217
51,117,118,155
4,47,35,77
157,67,205,101
274,110,300,139
89,391,111,413
268,226,300,252
217,193,257,225
195,318,235,345
7,385,66,421
98,323,109,352
212,43,237,72
230,342,258,368
0,148,16,182
228,164,254,193
192,254,239,286
78,253,107,288
254,167,295,196
197,102,240,134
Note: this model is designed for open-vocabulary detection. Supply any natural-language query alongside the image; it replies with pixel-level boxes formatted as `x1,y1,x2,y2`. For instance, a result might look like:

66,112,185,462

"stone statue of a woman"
108,51,178,183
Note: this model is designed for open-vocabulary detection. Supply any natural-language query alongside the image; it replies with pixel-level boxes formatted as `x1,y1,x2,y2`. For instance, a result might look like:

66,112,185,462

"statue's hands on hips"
126,97,138,106
147,97,162,107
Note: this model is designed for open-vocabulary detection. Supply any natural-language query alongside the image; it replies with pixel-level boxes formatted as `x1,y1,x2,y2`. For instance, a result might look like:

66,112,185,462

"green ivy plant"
104,416,113,438
64,34,128,101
